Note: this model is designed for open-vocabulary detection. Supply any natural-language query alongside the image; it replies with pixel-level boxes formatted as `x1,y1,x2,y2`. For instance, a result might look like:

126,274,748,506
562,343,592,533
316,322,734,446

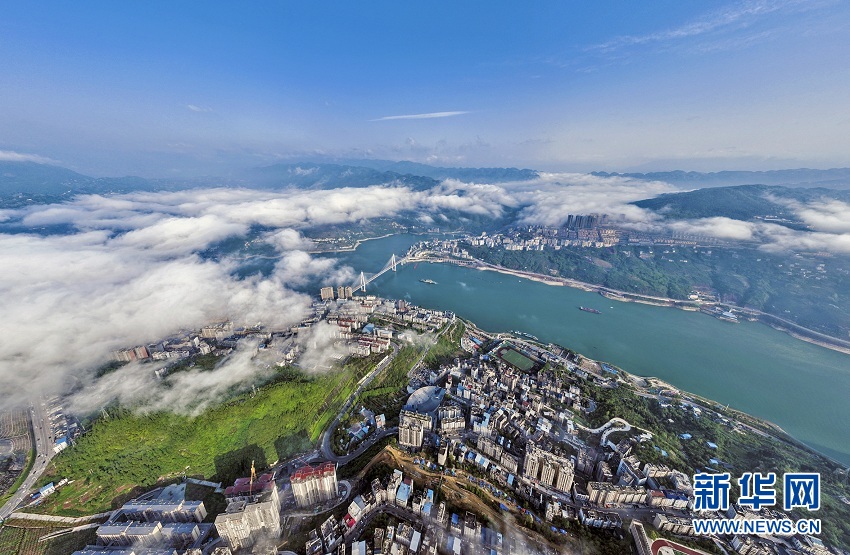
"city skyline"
2,1,850,176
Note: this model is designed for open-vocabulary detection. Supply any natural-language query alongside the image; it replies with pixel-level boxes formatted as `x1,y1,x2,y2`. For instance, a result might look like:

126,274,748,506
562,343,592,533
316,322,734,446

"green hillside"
30,360,375,516
633,184,850,222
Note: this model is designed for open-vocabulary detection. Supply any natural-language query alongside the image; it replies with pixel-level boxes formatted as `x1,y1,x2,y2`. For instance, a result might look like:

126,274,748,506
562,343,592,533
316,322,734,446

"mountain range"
633,184,850,223
595,167,850,189
4,160,850,229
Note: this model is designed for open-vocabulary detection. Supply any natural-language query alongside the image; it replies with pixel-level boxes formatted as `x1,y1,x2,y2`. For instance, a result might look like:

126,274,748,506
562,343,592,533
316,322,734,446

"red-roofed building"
224,471,277,500
216,471,281,551
291,462,338,508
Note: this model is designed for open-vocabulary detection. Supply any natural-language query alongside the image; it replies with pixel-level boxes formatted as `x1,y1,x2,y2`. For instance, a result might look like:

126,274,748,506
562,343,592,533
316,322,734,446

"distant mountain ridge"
0,161,183,198
244,162,440,191
595,168,850,189
0,159,540,200
0,161,95,195
633,184,850,223
314,158,539,182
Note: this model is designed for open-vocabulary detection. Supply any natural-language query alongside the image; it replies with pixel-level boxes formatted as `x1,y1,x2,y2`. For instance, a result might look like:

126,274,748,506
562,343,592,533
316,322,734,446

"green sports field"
496,346,536,372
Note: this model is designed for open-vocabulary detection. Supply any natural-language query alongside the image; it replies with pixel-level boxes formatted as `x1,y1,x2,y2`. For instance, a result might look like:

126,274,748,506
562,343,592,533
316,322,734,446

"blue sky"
1,0,849,176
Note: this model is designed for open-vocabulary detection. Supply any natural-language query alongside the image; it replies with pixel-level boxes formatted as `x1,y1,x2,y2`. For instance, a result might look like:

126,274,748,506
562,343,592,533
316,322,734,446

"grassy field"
422,320,466,369
369,345,422,391
28,358,376,517
351,322,466,430
330,324,468,456
330,345,423,454
495,345,536,372
0,519,98,555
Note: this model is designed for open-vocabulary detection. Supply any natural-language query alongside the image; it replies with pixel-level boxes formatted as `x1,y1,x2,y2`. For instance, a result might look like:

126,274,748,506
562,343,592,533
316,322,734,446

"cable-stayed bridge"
349,249,478,292
351,253,409,292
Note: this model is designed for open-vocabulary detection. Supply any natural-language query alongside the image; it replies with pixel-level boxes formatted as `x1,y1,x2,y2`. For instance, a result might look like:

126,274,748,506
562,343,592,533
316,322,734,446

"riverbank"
338,234,850,465
641,374,850,469
422,254,850,356
488,324,849,471
309,232,399,254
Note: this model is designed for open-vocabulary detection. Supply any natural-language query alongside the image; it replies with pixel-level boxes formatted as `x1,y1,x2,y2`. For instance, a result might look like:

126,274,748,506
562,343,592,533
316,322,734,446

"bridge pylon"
390,254,397,272
359,271,367,292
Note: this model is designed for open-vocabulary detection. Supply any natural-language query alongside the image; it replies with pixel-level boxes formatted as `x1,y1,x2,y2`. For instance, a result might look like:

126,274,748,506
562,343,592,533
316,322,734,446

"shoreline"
306,234,850,467
423,255,850,356
308,232,398,254
476,322,849,469
636,373,849,469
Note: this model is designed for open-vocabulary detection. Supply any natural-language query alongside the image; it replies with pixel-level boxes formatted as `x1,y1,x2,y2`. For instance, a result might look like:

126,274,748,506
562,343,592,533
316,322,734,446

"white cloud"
111,215,248,256
292,321,352,374
506,172,675,227
371,111,469,121
262,228,314,251
291,166,318,176
5,174,849,411
667,217,757,241
784,198,850,234
272,250,356,288
662,214,850,253
590,0,819,52
0,181,519,410
422,180,517,218
756,224,850,253
0,150,59,164
70,340,279,416
0,229,316,410
186,104,213,113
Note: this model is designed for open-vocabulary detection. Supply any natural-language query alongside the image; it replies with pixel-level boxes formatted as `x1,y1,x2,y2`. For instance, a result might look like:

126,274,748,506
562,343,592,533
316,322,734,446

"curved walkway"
574,416,654,446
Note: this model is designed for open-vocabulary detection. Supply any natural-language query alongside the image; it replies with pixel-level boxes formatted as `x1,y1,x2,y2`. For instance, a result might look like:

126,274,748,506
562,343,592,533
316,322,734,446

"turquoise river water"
318,234,850,465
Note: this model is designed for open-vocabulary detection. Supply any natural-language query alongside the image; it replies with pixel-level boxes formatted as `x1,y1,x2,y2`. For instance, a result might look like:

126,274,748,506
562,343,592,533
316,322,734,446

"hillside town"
4,288,822,555
463,216,730,251
109,291,451,371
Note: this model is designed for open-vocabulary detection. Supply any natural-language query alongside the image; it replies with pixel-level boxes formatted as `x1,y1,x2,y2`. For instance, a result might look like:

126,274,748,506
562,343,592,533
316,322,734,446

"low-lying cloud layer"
0,149,60,164
3,174,849,413
663,199,850,254
0,231,312,410
0,182,519,412
508,172,675,227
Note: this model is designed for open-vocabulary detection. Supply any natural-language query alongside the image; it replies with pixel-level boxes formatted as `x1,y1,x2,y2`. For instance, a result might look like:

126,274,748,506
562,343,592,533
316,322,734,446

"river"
312,234,850,465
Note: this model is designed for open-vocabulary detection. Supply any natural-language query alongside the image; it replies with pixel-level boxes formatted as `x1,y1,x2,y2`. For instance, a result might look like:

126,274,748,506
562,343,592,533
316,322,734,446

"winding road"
318,316,458,465
319,344,400,464
0,400,56,521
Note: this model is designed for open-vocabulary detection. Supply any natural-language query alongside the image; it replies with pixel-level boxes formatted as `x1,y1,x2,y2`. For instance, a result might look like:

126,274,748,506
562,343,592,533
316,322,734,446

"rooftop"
404,386,445,414
291,462,336,482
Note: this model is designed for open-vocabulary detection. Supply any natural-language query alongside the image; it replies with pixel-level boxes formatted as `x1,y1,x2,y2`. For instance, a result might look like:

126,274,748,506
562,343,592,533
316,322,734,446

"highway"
0,399,56,521
319,343,400,464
